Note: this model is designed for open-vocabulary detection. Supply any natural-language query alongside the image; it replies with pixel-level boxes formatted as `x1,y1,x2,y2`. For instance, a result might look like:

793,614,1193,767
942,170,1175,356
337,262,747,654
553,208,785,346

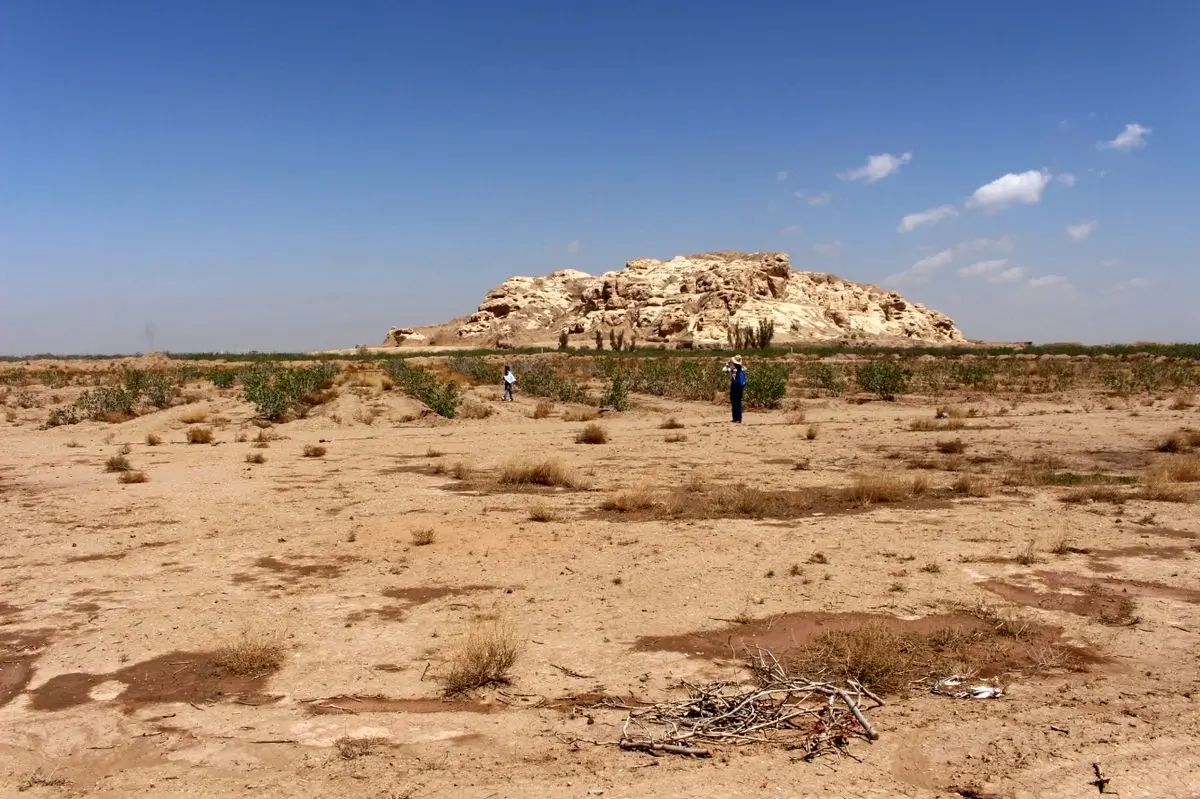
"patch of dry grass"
1168,394,1195,411
1156,429,1200,453
252,429,274,448
599,485,658,513
1138,470,1192,503
425,447,444,458
785,409,807,425
411,527,436,546
909,418,965,432
936,405,967,419
935,438,967,454
302,444,327,458
145,433,162,446
1147,455,1200,483
17,768,69,791
805,424,819,440
180,407,209,424
949,474,991,497
574,422,608,444
664,432,687,443
1014,539,1040,565
842,473,930,504
532,400,555,419
246,452,266,464
118,470,148,484
186,426,213,445
527,502,559,522
659,416,685,430
215,630,286,676
499,459,586,489
1060,485,1127,504
562,407,599,422
459,400,494,419
442,618,521,695
104,454,131,472
335,736,387,760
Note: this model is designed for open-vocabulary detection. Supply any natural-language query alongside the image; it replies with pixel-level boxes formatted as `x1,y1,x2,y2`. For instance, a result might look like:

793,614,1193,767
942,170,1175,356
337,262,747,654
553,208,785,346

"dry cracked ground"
2,366,1200,798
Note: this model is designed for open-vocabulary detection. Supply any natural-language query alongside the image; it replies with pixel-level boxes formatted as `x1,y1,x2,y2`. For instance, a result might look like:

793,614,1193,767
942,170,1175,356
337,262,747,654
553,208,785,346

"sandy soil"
2,369,1199,798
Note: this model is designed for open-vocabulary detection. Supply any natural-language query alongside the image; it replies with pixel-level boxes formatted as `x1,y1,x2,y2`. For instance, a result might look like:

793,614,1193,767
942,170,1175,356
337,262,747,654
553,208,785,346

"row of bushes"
240,362,339,421
383,360,460,418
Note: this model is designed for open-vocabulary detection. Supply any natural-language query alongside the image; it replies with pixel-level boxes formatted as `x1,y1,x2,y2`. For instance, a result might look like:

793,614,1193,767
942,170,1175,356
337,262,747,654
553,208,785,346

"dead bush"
499,459,585,489
805,424,819,440
949,474,991,497
527,502,559,522
302,444,327,458
186,426,213,444
442,618,521,695
1061,486,1126,504
575,422,608,444
1156,429,1200,453
145,433,162,446
1138,471,1191,503
104,454,131,472
785,410,806,425
843,473,930,504
180,407,209,424
659,416,685,430
459,400,494,419
1168,395,1195,411
1014,539,1040,565
664,433,687,443
246,453,266,464
1148,455,1200,483
335,736,386,760
17,769,69,791
599,485,658,513
532,400,555,419
935,405,966,419
562,407,599,422
910,418,965,432
935,438,967,454
118,470,148,484
426,447,444,458
215,630,286,676
411,527,436,546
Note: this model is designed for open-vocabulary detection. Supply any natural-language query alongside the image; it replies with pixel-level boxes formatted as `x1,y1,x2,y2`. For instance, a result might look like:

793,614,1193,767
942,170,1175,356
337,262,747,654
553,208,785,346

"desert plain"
2,350,1199,798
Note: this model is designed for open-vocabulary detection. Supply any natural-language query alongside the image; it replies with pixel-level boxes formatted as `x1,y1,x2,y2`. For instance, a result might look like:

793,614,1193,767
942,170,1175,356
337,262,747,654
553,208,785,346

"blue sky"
1,0,1197,353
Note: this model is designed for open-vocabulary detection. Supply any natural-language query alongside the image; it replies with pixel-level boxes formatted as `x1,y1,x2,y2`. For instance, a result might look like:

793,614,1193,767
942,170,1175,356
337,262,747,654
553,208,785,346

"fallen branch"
551,663,594,679
619,739,710,758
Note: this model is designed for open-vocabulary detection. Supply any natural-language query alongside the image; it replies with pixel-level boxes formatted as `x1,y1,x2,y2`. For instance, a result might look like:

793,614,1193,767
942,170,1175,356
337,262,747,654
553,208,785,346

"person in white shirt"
502,365,517,401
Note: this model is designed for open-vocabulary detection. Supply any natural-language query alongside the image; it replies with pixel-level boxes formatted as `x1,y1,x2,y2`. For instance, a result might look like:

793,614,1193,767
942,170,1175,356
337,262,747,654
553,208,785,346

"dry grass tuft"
118,470,148,484
575,422,608,445
843,473,930,504
1156,429,1200,453
562,407,599,422
180,407,209,424
302,444,327,458
664,432,687,443
411,527,436,546
1014,539,1040,565
527,502,559,522
805,424,819,440
935,438,967,454
910,418,965,432
532,400,555,419
949,474,991,497
104,454,132,473
459,400,494,419
1147,455,1200,483
335,736,386,760
425,447,444,458
145,433,162,446
1061,485,1127,504
935,405,967,419
919,562,942,574
215,630,286,676
245,452,266,464
659,416,685,430
442,619,522,695
252,429,274,449
785,410,807,425
599,485,658,513
499,459,586,489
807,552,829,565
17,768,69,791
186,426,213,445
1138,470,1192,503
1169,394,1196,411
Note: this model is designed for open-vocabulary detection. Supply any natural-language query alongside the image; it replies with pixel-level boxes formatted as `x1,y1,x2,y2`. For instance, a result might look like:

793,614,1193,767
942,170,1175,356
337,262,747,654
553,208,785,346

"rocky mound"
389,252,965,347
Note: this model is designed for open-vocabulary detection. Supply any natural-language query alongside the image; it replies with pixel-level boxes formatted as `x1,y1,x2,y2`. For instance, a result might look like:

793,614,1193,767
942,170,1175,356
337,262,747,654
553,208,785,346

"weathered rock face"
403,252,965,346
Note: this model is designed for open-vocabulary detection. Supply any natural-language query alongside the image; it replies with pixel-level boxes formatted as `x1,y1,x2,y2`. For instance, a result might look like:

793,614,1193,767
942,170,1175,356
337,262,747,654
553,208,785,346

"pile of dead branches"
615,649,883,759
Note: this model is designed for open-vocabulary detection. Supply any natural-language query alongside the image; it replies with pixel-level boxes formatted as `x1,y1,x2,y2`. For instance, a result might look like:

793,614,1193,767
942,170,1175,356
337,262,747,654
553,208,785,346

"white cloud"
795,190,832,206
1056,173,1077,187
776,170,789,182
1066,220,1097,243
1099,123,1151,151
811,241,843,257
885,236,1013,285
957,259,1026,284
965,170,1051,210
566,240,580,255
838,152,912,184
897,204,958,233
1028,275,1070,289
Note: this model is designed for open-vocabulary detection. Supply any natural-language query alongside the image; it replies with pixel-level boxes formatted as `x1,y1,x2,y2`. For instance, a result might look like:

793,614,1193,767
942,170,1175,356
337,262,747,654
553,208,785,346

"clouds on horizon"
838,151,912,184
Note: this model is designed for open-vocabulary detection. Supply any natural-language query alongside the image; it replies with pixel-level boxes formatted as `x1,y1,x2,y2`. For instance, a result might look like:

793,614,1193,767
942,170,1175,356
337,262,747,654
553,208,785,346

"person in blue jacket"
722,355,747,423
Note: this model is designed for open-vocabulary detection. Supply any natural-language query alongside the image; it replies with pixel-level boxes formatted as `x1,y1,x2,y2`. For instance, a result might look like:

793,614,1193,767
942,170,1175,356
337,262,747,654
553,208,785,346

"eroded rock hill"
388,251,965,347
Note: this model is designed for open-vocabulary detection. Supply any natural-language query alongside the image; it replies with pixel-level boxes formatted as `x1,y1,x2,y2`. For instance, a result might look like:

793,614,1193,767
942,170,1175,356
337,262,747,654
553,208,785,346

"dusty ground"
2,366,1200,798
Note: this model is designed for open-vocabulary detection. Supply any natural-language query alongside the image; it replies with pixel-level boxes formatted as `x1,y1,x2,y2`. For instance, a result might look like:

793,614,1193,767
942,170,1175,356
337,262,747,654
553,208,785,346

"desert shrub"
806,362,847,395
558,330,569,350
660,416,685,429
242,362,341,421
411,527,436,546
575,423,608,444
600,373,629,411
805,424,819,440
245,452,265,464
215,631,286,676
498,459,585,489
145,372,174,408
145,433,162,446
744,362,788,409
180,407,208,424
118,470,148,484
445,356,502,385
532,400,555,419
952,361,997,389
508,362,588,403
599,485,657,512
207,368,238,389
383,360,460,418
302,444,326,458
843,474,929,504
856,361,909,401
442,619,521,695
458,400,494,419
104,454,131,472
935,438,967,454
46,405,82,427
186,426,213,444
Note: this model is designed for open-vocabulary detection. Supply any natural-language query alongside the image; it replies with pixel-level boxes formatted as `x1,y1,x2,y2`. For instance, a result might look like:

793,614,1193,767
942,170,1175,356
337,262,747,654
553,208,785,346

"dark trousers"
503,382,514,401
730,385,744,422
